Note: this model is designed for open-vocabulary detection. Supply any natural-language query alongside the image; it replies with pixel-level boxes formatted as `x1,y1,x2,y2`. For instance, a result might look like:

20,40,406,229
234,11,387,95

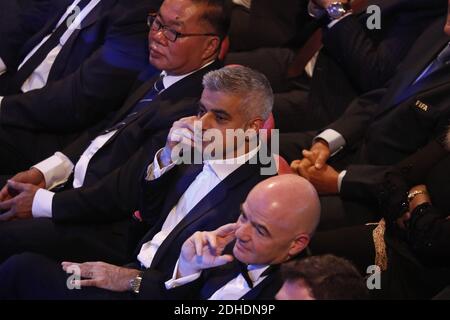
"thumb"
314,152,328,169
211,254,234,268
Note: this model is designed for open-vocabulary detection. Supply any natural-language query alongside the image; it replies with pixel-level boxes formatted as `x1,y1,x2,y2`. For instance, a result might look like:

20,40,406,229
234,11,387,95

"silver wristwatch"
129,272,144,294
325,2,351,20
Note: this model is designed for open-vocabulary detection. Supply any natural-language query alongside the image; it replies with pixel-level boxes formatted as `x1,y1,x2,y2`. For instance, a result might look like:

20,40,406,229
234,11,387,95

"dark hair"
192,0,230,40
281,254,369,300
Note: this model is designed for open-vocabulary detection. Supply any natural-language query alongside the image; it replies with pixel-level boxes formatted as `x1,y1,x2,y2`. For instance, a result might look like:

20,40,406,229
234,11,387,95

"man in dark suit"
0,0,161,174
223,0,313,93
0,66,278,299
282,12,450,230
160,174,320,300
0,0,228,263
274,0,448,132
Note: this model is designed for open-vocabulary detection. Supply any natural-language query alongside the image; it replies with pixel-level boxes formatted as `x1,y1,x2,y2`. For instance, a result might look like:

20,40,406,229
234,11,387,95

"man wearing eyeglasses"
0,0,228,265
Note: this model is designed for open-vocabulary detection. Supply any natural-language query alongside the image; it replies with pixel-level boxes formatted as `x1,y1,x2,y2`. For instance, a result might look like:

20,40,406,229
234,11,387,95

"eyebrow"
240,205,271,237
210,108,231,119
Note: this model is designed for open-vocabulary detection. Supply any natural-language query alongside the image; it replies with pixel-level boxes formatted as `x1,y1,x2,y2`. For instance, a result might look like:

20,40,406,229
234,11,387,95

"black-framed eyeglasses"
147,13,218,42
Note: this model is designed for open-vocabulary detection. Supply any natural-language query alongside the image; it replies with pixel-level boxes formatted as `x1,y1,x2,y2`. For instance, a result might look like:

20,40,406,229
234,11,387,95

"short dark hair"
281,254,369,300
192,0,230,40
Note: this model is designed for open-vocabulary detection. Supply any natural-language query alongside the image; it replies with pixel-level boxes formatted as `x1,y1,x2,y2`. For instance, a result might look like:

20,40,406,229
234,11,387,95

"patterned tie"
102,75,165,133
130,74,165,114
11,0,92,91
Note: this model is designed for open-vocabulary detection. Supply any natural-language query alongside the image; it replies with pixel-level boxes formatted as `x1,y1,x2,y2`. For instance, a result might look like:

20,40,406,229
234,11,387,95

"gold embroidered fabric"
370,219,388,271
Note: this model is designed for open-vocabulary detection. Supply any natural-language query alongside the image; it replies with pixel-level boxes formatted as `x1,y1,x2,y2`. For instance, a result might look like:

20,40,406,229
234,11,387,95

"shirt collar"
161,60,215,91
247,264,271,283
203,144,260,181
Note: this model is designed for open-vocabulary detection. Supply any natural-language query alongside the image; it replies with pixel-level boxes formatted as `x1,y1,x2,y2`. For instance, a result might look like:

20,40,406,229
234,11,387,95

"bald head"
234,174,321,265
247,174,321,235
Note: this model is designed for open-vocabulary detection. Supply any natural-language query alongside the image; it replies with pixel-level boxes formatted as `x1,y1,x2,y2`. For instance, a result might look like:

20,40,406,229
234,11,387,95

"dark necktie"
11,0,92,90
237,262,275,289
102,75,165,134
238,262,254,289
415,42,450,84
128,74,165,114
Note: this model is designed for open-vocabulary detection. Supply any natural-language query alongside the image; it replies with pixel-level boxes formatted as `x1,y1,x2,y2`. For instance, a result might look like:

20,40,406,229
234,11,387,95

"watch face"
327,3,346,20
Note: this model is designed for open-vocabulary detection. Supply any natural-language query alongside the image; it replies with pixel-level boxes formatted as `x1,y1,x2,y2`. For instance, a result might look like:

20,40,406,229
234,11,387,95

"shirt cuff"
314,129,346,156
33,152,74,190
338,170,346,193
327,12,352,28
145,148,177,181
164,260,202,290
32,188,55,218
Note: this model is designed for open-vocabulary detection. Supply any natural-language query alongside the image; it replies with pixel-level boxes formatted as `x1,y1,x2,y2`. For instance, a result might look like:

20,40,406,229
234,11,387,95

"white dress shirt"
136,146,260,269
165,260,269,300
30,71,189,218
19,0,101,93
31,60,215,218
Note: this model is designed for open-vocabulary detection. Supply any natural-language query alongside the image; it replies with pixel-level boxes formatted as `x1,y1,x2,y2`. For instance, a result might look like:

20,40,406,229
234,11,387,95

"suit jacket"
227,0,310,52
302,0,447,129
50,61,222,223
0,0,69,68
130,155,276,299
0,0,160,133
329,18,450,202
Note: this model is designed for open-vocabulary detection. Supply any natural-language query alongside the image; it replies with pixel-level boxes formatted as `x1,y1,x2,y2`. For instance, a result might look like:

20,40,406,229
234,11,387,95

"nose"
150,28,167,46
235,220,250,242
199,112,213,130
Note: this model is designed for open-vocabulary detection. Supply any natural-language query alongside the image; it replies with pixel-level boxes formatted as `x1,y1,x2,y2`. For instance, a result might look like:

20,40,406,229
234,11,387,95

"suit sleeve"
51,125,170,223
327,87,386,147
0,4,153,132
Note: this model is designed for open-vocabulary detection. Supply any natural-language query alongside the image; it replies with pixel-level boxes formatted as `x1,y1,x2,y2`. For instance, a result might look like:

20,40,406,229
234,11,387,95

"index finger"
214,223,237,237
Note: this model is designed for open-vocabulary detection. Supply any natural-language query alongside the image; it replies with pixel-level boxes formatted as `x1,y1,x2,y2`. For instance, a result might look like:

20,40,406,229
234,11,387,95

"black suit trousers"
0,218,131,265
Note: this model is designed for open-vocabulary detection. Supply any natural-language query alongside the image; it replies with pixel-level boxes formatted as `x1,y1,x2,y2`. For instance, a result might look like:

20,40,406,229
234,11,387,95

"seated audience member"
282,6,450,230
375,132,450,299
0,0,228,264
276,254,369,300
0,0,161,173
0,173,315,300
223,0,313,92
0,66,277,300
161,174,320,300
305,135,450,299
240,0,447,132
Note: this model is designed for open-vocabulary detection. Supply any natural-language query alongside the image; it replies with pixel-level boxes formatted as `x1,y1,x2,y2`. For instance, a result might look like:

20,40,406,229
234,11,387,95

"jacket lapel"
136,164,203,251
48,0,118,80
111,74,159,123
19,3,71,60
382,19,449,108
200,262,242,299
240,269,281,300
150,158,263,268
